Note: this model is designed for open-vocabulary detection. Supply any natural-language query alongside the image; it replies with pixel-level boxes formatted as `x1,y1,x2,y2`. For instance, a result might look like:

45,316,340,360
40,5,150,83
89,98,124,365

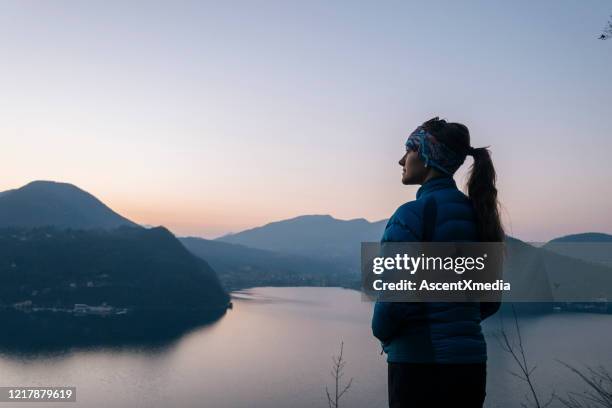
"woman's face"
399,149,428,185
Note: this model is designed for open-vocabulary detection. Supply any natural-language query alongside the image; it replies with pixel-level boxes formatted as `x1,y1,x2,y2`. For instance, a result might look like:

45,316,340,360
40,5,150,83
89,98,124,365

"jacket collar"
416,176,457,199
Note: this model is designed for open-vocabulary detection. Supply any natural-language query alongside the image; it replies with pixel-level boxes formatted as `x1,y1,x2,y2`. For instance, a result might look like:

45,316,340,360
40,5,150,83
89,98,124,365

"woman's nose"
399,153,407,166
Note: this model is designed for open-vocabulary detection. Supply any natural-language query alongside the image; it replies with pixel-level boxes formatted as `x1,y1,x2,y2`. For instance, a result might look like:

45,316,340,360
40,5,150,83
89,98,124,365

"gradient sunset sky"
1,1,611,241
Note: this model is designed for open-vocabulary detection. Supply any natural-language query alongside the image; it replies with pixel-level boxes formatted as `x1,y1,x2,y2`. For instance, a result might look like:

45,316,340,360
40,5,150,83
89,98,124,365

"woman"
371,117,504,407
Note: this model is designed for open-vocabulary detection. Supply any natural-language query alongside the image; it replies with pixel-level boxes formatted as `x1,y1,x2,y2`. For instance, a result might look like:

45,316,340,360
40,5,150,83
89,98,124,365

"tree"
599,15,612,40
497,307,555,408
557,362,612,408
499,307,612,408
325,341,354,408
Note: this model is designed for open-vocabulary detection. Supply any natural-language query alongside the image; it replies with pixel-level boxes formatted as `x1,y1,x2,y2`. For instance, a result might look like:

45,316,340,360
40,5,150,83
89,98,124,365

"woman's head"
400,118,470,185
400,116,504,242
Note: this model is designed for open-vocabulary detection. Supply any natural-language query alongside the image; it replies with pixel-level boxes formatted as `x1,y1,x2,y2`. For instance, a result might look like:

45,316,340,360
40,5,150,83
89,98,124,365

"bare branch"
325,386,333,408
497,306,555,408
556,360,612,407
324,341,354,408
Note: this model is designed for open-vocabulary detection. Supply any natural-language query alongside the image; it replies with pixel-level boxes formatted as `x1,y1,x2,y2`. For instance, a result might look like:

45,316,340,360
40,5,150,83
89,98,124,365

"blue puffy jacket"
371,176,500,364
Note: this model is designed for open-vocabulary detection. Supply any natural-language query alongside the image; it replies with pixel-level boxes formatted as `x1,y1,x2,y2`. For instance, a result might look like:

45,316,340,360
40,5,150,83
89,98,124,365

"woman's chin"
402,174,418,185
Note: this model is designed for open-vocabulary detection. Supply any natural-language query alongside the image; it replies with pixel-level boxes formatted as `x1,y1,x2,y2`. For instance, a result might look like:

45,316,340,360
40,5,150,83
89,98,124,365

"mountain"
503,237,554,303
544,232,612,267
0,180,138,230
217,215,387,268
0,226,229,311
0,182,229,350
180,237,357,290
548,232,612,243
499,237,607,313
219,213,612,312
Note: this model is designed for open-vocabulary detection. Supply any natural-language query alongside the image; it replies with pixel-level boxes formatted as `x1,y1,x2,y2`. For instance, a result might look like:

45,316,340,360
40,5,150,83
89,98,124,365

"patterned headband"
405,126,467,175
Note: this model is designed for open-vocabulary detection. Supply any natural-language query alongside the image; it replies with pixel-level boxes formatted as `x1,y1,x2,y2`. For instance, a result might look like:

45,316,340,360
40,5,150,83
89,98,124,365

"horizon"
2,1,611,241
1,178,609,243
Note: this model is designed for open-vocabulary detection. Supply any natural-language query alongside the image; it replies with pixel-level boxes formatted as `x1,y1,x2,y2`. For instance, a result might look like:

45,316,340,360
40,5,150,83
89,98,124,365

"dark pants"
388,362,487,408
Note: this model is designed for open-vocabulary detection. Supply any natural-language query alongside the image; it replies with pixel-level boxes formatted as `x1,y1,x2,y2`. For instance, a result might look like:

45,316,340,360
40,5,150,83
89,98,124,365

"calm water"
1,287,611,408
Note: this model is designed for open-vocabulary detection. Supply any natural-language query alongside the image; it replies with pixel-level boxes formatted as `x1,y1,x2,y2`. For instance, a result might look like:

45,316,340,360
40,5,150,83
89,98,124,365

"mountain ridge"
0,180,138,230
217,214,388,260
180,236,356,290
548,232,612,243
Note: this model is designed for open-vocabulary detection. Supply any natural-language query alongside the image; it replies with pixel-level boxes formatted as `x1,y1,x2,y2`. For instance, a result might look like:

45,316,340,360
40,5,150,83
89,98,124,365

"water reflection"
0,308,227,356
0,288,610,408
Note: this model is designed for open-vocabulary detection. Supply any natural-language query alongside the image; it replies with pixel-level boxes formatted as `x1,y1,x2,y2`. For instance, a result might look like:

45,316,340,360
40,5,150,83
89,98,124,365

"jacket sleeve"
371,301,397,342
381,212,422,243
372,206,425,342
372,301,426,342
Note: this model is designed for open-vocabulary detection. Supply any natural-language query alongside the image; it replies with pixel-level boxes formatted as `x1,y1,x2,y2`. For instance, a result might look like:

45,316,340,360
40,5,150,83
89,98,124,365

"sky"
1,0,611,241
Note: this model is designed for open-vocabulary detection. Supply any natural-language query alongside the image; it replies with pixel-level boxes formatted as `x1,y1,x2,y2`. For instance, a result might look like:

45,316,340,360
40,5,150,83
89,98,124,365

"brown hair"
421,117,504,242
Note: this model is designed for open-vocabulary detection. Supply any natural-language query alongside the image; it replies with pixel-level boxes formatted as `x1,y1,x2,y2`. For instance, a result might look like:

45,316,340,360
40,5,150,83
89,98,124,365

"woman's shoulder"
382,199,427,242
382,186,475,242
428,188,478,240
429,185,470,204
391,198,427,225
429,187,474,217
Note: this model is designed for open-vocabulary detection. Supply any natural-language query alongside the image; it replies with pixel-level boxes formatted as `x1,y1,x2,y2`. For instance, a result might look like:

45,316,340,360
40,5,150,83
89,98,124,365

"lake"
1,287,611,407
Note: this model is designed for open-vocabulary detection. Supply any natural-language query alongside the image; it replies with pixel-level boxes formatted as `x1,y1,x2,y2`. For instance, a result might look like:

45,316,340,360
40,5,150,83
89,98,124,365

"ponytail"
467,147,504,242
421,117,505,242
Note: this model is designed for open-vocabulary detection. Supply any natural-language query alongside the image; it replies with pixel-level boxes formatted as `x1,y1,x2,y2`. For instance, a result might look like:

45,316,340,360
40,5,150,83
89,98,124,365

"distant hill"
547,232,612,243
217,215,387,269
0,181,138,230
500,237,610,313
0,226,229,310
218,215,612,311
180,237,357,290
544,232,612,267
0,182,229,351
